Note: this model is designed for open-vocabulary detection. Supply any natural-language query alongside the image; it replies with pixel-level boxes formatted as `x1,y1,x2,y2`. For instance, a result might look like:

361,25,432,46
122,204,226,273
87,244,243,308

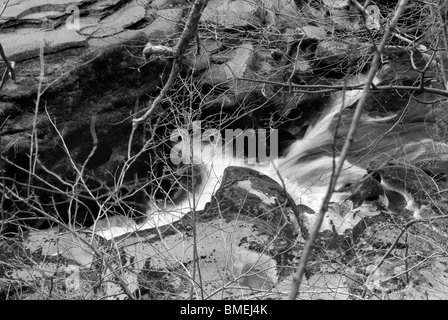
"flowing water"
93,73,448,239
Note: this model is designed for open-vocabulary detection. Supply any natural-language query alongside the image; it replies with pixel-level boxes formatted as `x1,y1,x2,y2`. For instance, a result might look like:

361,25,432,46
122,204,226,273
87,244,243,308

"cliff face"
1,0,448,300
0,0,182,227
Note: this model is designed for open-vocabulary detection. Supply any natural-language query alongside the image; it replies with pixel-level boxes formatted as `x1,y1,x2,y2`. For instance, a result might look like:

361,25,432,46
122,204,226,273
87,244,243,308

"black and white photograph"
0,0,447,305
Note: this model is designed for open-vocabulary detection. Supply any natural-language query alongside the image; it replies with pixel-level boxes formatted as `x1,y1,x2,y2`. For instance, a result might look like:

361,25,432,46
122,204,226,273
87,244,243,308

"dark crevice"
124,18,154,30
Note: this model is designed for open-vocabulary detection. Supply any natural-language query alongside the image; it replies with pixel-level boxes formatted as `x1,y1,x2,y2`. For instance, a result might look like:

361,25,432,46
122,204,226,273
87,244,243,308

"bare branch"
0,42,16,91
132,0,209,125
289,0,410,300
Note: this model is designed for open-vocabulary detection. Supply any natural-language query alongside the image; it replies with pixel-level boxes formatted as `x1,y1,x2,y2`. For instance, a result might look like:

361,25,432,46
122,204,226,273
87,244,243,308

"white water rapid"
92,73,448,240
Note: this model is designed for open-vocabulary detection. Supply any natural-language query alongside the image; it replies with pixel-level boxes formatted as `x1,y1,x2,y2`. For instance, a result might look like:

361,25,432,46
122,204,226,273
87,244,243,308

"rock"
1,0,448,301
0,0,86,23
208,166,310,238
143,42,174,59
301,3,326,22
0,31,167,231
363,89,411,115
293,58,312,73
283,58,313,84
203,43,284,99
138,8,183,43
19,10,66,22
72,166,315,298
323,0,349,8
202,63,228,85
315,40,349,66
314,39,370,67
346,175,385,208
383,47,435,82
356,162,444,217
400,91,439,123
365,5,381,30
203,43,255,86
303,274,350,300
363,88,438,122
346,209,448,297
87,0,127,14
416,159,448,180
1,27,87,62
201,0,262,28
283,26,326,77
1,1,182,52
283,25,327,80
296,25,328,41
147,0,187,9
91,216,139,240
209,49,237,64
328,7,360,31
22,228,97,267
130,166,310,297
372,164,439,203
184,39,221,71
80,0,147,38
121,218,281,298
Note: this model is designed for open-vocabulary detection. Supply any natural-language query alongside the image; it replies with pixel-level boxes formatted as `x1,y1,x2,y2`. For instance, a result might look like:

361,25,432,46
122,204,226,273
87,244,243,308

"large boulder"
323,0,349,8
78,0,148,38
2,27,87,62
0,166,308,299
202,43,257,87
201,43,285,101
265,0,302,29
104,166,310,298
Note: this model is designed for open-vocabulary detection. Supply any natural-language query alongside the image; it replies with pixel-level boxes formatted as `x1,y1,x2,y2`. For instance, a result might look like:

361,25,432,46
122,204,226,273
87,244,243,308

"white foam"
92,73,445,240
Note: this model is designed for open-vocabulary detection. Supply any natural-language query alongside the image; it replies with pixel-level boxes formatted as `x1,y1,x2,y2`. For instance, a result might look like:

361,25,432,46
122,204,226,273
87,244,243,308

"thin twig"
80,114,98,175
28,40,45,198
127,97,140,160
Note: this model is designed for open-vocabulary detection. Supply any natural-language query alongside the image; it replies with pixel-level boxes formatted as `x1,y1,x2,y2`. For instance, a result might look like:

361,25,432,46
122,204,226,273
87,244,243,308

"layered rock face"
1,0,448,300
